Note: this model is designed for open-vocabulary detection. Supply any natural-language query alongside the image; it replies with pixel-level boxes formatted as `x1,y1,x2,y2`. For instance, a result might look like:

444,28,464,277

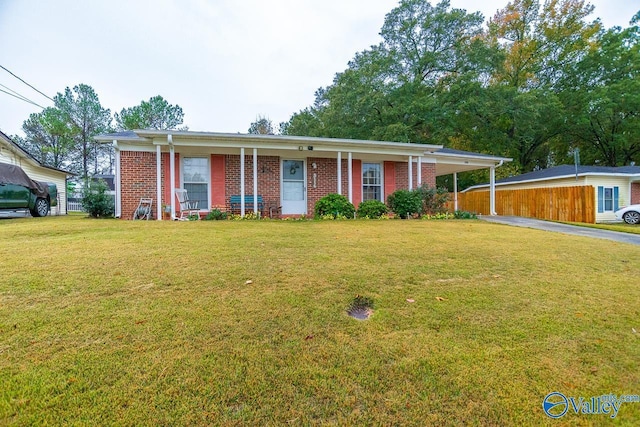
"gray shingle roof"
497,165,640,184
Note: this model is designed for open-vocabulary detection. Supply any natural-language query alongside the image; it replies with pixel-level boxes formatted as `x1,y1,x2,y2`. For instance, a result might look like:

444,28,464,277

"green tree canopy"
114,95,185,130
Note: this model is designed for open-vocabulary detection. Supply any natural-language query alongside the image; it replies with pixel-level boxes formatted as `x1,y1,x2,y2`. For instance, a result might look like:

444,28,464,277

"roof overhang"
96,130,511,175
96,130,443,157
427,150,512,176
0,131,72,176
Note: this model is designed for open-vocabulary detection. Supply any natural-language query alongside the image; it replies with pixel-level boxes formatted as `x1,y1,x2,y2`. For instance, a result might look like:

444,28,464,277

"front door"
281,159,306,215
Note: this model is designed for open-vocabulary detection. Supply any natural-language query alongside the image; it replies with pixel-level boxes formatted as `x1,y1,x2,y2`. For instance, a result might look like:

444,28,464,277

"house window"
362,163,382,201
597,186,619,213
604,187,614,211
183,157,208,209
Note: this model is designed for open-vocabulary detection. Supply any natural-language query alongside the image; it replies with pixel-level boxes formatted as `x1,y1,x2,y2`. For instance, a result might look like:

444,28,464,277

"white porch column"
408,155,413,190
113,140,121,218
253,148,258,215
417,156,422,187
453,172,458,212
490,166,496,215
169,135,176,219
240,147,245,216
347,152,353,203
337,152,342,195
156,144,162,220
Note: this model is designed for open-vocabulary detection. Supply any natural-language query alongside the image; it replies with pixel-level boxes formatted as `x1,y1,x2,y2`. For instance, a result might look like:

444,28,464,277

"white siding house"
463,165,640,223
0,130,70,215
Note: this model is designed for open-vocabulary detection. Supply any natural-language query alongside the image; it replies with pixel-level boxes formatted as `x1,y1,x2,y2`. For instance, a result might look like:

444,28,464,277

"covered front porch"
97,131,510,220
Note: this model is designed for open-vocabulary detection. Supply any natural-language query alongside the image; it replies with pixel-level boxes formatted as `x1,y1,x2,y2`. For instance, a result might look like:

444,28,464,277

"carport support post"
453,172,458,212
417,156,422,187
156,144,162,220
253,148,258,215
240,147,245,216
490,165,496,215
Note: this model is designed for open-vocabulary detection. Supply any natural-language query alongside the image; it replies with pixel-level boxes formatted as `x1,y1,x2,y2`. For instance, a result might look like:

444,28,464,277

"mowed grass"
0,216,639,426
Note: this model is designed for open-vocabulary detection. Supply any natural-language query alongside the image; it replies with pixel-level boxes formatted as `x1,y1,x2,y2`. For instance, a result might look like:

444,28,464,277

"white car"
615,205,640,224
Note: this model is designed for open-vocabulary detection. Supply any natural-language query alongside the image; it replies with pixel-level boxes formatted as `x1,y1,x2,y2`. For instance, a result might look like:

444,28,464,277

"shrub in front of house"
315,193,355,219
387,189,422,219
204,209,228,220
357,200,388,219
454,210,478,219
414,183,450,214
82,180,114,218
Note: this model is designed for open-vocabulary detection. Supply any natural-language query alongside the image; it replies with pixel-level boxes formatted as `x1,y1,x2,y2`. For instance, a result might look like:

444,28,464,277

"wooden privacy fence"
448,185,595,223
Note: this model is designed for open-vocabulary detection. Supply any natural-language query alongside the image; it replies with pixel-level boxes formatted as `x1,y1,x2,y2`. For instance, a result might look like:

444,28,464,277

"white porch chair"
174,189,200,220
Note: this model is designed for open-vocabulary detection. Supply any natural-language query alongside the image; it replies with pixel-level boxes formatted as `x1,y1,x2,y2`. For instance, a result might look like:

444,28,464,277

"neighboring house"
0,130,70,215
463,165,640,222
95,130,510,220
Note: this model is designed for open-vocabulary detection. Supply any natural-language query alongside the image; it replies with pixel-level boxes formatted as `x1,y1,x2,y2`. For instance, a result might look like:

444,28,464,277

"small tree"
414,184,450,214
82,179,114,218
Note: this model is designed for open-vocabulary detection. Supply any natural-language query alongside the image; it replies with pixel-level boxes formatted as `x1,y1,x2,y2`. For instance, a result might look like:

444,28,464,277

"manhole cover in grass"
347,295,374,320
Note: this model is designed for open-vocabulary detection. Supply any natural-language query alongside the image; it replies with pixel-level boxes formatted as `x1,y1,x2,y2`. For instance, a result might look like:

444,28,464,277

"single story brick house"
95,130,510,220
0,130,70,215
463,164,640,222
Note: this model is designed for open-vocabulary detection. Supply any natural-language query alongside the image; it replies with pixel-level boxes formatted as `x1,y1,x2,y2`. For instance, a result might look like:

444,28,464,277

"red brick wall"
632,182,640,205
421,162,436,187
308,157,344,214
121,151,157,219
120,151,439,218
394,161,435,191
225,155,280,211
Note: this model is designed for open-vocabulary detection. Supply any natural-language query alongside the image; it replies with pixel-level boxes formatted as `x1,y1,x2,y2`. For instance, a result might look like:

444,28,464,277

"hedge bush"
386,189,422,219
314,193,355,219
357,200,388,219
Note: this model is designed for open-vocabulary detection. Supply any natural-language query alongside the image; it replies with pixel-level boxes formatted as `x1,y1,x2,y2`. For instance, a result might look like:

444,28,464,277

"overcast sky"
0,0,637,138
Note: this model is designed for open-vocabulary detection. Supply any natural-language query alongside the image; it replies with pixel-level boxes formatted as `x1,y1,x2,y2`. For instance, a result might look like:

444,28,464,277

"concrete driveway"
478,215,640,246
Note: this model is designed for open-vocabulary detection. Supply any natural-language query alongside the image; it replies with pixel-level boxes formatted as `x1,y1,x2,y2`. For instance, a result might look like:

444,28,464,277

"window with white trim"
183,157,208,209
362,163,382,202
604,187,614,211
597,185,619,213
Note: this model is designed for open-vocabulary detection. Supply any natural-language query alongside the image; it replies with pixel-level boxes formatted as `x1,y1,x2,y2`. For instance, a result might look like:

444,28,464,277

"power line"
0,63,55,102
0,82,45,107
0,87,46,109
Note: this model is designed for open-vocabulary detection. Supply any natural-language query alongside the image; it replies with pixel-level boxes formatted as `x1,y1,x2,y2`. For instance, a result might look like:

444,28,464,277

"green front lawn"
1,216,638,425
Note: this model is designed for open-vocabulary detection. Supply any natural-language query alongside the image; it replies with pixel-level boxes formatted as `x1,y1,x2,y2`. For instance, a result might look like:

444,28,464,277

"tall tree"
19,107,75,169
284,0,489,143
55,84,112,180
115,95,185,130
559,24,640,166
248,115,275,134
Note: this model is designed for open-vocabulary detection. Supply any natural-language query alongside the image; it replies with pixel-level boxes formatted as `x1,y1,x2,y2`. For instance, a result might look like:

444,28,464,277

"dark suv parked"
0,162,57,217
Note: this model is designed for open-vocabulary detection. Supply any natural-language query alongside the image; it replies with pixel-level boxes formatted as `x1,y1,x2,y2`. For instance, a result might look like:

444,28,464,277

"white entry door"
281,159,306,214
